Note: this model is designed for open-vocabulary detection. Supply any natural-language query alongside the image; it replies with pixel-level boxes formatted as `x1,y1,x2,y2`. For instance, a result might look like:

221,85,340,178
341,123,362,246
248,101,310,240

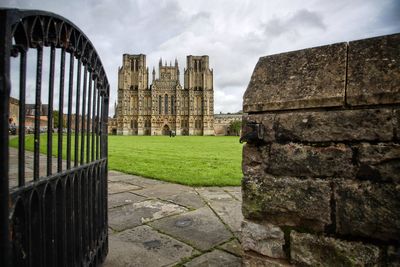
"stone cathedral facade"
116,54,214,135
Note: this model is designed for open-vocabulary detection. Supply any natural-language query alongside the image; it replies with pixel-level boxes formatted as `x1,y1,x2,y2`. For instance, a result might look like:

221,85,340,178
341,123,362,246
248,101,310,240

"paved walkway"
8,147,244,266
104,170,243,266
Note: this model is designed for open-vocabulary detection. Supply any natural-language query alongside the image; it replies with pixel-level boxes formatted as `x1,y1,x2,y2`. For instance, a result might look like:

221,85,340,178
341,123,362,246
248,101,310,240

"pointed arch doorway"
162,124,170,135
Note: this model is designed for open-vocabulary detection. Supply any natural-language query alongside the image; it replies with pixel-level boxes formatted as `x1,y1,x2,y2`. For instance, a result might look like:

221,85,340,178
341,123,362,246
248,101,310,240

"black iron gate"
0,9,109,267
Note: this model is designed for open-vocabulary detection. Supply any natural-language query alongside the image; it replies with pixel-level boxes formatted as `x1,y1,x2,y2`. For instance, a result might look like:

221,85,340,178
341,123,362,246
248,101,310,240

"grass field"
9,135,243,186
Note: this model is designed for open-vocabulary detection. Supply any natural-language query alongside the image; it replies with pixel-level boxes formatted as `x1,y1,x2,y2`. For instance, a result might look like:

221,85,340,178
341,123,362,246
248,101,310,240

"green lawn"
10,135,244,186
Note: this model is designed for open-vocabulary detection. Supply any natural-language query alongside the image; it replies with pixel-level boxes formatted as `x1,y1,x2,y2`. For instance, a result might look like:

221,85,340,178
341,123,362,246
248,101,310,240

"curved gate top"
0,8,110,267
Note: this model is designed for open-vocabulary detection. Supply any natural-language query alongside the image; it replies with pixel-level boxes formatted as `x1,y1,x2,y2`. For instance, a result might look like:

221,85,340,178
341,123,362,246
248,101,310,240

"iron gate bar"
0,9,11,267
67,51,74,169
81,65,87,165
96,86,100,160
18,50,26,186
47,45,55,176
87,72,92,164
91,77,96,162
0,8,109,267
34,46,43,181
58,47,65,173
74,58,81,167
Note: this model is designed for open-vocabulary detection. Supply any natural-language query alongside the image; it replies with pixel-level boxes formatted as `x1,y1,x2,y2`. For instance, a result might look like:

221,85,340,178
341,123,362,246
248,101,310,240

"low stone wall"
241,33,400,266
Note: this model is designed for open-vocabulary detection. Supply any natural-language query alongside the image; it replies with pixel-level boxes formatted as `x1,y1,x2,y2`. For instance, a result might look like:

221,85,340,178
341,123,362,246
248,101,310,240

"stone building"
214,113,243,136
8,97,49,129
9,97,19,126
116,54,214,135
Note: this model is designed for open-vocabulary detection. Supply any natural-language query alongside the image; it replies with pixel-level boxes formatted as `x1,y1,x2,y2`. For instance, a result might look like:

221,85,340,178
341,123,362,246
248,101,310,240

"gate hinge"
239,121,265,143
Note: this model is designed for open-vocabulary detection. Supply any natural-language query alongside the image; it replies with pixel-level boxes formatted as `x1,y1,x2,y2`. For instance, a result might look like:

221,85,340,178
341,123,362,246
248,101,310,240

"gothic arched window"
171,96,175,115
164,94,168,114
158,95,162,115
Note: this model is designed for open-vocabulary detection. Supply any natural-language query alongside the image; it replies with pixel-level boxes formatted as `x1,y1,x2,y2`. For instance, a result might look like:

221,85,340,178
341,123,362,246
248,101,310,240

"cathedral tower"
184,55,214,135
117,54,149,135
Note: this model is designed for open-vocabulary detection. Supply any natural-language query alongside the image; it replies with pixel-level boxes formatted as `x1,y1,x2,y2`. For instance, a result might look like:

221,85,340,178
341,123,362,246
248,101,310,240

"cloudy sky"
3,0,400,114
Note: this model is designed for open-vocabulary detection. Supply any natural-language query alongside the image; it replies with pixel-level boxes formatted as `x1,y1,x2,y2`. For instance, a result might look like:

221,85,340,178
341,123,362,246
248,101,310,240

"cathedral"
116,54,214,135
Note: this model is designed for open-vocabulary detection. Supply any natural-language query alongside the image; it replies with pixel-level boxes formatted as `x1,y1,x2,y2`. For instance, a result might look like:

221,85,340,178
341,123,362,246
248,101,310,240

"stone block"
108,192,147,209
267,143,354,178
219,239,244,257
387,246,400,267
395,109,400,141
290,231,380,266
355,143,400,183
242,175,331,232
241,220,285,259
243,42,347,113
149,206,232,251
335,180,400,241
109,199,187,231
108,182,141,195
134,183,205,209
197,188,243,236
244,109,394,143
242,143,268,177
184,250,241,267
104,225,196,267
243,254,292,267
347,33,400,106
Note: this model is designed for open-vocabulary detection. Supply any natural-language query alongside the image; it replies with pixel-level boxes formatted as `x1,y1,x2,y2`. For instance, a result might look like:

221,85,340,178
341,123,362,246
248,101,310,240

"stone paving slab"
108,181,142,194
196,187,234,202
219,239,244,257
206,196,244,238
109,199,188,231
149,206,233,251
134,183,190,196
163,190,206,210
104,225,198,267
134,183,205,209
183,249,242,267
109,171,166,186
195,187,244,238
222,186,243,201
109,170,127,177
108,192,147,209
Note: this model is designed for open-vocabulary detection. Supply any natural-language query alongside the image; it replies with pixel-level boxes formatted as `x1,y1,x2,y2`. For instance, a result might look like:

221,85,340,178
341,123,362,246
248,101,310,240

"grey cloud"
264,9,326,37
2,0,400,114
377,0,400,32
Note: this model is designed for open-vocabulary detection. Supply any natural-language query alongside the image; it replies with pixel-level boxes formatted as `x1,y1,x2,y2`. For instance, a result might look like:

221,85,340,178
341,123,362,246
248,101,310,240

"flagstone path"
104,170,243,266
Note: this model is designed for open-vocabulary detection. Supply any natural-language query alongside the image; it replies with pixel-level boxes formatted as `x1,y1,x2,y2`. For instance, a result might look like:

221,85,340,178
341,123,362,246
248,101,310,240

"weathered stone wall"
241,33,400,266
